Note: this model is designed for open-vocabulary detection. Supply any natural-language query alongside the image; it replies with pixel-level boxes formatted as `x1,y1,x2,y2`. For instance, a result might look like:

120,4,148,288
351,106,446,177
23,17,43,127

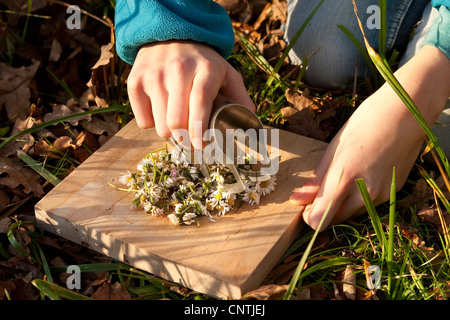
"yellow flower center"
260,180,270,188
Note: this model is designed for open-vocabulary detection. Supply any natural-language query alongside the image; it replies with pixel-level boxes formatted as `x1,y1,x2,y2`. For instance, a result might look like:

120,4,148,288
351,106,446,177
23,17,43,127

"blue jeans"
285,0,430,89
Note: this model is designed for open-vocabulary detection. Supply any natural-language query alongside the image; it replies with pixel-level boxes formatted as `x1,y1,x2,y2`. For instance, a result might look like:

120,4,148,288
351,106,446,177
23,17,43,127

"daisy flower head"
119,171,135,187
256,176,277,196
210,169,225,185
168,213,180,225
243,187,261,206
146,183,162,203
182,212,198,225
137,157,153,173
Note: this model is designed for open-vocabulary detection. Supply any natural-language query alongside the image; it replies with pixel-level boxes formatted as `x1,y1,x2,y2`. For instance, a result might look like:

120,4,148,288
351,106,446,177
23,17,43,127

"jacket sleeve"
114,0,235,65
422,1,450,58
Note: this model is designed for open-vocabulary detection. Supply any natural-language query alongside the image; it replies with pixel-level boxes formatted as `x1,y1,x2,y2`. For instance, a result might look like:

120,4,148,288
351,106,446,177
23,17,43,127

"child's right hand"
127,40,255,149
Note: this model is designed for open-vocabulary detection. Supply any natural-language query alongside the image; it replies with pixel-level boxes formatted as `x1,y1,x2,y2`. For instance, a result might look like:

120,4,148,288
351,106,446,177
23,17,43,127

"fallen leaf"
49,38,63,62
418,205,450,235
0,60,40,121
73,131,99,162
86,42,114,109
43,103,91,126
281,88,336,141
0,157,44,197
0,255,42,300
91,281,131,300
79,114,120,139
401,176,449,211
241,284,289,300
53,136,73,152
342,265,356,300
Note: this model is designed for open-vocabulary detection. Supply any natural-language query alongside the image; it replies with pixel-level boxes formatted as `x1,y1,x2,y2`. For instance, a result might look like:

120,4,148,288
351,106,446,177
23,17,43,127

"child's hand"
127,40,255,149
290,45,450,231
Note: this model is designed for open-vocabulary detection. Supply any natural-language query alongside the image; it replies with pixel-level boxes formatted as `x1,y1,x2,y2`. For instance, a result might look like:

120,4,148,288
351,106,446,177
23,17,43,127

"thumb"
289,172,322,206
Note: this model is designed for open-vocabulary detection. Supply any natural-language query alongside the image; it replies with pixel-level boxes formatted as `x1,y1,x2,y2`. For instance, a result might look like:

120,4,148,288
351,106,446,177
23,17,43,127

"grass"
1,0,449,301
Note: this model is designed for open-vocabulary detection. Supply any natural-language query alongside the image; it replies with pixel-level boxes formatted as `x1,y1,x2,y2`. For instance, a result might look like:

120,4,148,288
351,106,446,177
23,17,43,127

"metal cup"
170,95,273,193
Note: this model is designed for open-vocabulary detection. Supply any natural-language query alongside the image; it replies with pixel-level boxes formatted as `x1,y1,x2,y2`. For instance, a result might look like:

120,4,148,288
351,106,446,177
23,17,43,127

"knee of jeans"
285,0,377,89
288,43,368,89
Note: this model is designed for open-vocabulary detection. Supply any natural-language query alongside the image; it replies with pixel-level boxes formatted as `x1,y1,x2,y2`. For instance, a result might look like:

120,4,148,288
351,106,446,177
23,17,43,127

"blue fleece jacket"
423,1,450,58
114,0,234,65
114,0,450,65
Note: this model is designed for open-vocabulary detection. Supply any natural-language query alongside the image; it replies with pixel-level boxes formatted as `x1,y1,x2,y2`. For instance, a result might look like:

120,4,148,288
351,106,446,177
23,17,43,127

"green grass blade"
32,279,92,300
49,263,126,273
7,221,37,263
356,178,386,259
267,0,325,88
283,195,334,300
17,150,61,186
337,24,378,82
378,0,387,58
387,167,396,293
32,241,53,283
0,104,126,150
417,165,450,249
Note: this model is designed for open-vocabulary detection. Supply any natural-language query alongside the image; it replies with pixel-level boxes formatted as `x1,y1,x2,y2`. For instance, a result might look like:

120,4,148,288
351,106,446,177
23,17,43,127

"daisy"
137,158,153,173
182,212,197,225
243,187,261,206
256,176,277,196
119,171,134,187
146,183,162,203
168,213,180,225
210,169,225,185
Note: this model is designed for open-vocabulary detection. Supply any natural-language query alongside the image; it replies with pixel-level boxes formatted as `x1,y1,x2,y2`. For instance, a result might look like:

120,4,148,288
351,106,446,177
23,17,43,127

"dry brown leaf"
79,114,120,138
86,43,114,109
53,136,73,153
342,265,356,300
73,131,100,162
43,103,91,126
401,176,449,211
0,115,39,157
418,205,450,235
91,281,131,300
0,60,40,121
241,284,289,300
49,38,63,62
281,88,336,141
0,157,44,197
253,0,285,30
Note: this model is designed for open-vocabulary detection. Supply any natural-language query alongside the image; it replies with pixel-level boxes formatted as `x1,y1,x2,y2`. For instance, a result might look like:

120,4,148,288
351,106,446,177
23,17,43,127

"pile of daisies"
116,145,277,226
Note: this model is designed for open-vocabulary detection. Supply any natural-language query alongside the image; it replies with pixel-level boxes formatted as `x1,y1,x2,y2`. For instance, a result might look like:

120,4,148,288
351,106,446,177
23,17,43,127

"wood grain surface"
35,118,327,299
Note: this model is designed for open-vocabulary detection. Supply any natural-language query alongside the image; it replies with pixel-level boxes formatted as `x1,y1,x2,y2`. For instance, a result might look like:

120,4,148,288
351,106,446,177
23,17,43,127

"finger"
127,80,155,129
303,192,345,232
328,191,367,226
289,174,321,205
166,71,193,145
143,79,171,138
289,145,333,206
302,166,349,231
220,68,256,112
188,72,220,150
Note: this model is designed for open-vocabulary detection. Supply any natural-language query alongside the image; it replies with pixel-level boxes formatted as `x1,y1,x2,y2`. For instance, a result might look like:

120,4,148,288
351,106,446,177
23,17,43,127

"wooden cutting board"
35,118,327,299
